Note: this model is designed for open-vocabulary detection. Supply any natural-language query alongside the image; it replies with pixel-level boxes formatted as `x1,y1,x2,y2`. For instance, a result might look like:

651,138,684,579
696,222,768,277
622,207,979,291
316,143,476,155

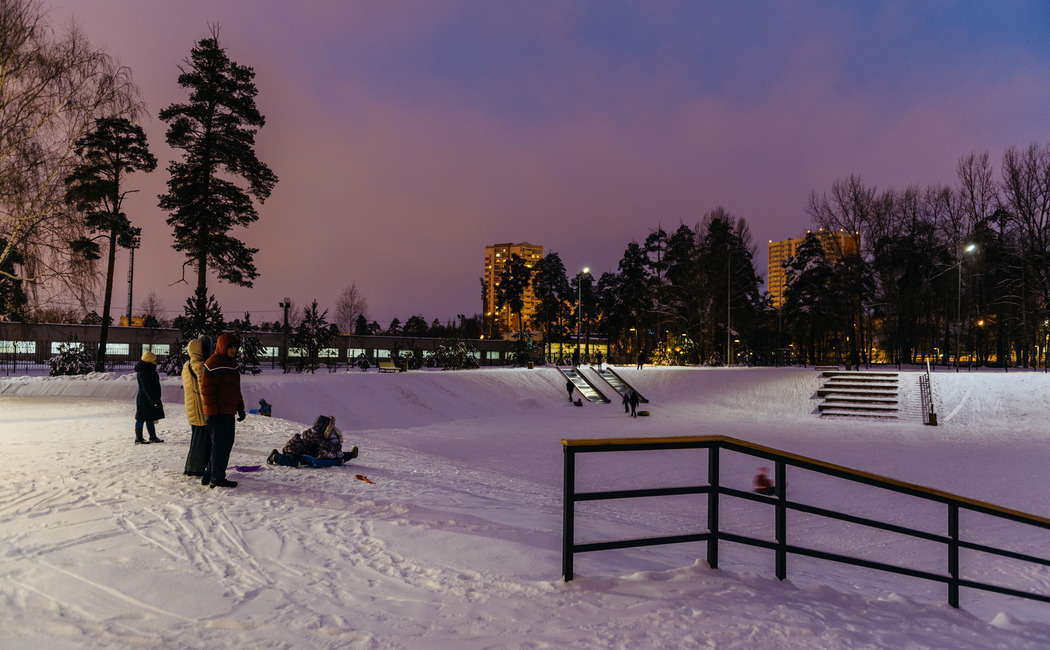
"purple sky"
44,1,1050,327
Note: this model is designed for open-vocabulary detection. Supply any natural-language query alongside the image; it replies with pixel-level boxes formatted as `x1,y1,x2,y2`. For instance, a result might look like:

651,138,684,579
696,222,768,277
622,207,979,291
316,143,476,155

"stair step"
820,409,900,419
819,402,898,412
818,388,898,398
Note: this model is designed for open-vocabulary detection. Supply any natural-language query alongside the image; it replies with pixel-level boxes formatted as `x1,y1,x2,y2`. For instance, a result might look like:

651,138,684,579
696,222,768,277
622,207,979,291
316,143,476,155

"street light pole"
956,243,976,373
577,267,588,367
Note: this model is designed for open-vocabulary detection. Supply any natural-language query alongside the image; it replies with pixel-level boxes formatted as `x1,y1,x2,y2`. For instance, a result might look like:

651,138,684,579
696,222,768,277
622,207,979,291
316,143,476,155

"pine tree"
291,300,338,373
65,116,156,372
160,287,227,375
158,26,277,296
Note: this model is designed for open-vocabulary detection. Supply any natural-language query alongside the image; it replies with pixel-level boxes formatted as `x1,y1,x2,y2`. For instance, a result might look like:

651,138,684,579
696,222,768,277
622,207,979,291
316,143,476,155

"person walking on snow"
566,378,575,402
629,389,640,418
201,333,246,488
622,390,630,414
134,350,165,444
181,336,212,476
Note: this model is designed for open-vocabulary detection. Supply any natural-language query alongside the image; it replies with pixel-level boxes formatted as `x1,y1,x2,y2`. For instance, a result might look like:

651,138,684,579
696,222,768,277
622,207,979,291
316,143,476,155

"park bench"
378,361,400,373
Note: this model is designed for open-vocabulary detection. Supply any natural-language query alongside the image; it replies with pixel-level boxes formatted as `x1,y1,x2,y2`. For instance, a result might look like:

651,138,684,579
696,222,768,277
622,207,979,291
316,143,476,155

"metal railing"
562,435,1050,610
920,358,936,425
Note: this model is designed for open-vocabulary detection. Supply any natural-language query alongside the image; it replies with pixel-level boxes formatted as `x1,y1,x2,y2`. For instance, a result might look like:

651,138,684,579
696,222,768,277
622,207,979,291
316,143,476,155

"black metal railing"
562,435,1050,611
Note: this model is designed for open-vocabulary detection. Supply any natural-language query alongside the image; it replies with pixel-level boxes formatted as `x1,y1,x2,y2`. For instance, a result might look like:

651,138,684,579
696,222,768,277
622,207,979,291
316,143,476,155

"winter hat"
141,350,157,364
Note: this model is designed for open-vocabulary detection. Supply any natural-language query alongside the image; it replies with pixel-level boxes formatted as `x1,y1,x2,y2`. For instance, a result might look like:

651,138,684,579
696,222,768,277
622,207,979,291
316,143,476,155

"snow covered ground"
2,364,1050,648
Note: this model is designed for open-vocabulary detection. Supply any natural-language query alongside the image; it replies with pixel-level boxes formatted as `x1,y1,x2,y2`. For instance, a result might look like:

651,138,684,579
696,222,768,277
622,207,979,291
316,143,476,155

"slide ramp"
559,367,611,404
591,367,648,403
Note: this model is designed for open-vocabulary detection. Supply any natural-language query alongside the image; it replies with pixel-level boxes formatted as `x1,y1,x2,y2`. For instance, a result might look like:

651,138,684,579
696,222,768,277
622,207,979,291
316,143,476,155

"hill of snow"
1,365,1049,648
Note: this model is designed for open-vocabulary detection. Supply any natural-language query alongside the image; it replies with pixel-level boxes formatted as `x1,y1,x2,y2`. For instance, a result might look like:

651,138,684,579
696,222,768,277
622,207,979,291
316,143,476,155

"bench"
378,361,400,373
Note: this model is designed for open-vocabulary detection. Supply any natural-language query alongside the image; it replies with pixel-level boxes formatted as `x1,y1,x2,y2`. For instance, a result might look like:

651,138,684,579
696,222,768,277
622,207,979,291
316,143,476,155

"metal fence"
562,435,1050,611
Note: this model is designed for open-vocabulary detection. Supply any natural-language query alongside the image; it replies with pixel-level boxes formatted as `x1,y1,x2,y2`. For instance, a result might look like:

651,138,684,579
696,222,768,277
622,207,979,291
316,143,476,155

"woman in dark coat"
135,350,165,444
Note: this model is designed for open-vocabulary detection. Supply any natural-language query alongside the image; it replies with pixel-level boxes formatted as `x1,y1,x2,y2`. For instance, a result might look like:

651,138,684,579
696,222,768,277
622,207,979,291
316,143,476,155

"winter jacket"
283,415,344,460
181,338,208,427
135,360,165,422
201,333,245,417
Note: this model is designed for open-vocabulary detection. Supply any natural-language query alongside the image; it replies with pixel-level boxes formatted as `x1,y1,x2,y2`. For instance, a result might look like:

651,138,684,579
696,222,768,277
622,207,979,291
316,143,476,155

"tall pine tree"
158,26,277,296
65,116,156,372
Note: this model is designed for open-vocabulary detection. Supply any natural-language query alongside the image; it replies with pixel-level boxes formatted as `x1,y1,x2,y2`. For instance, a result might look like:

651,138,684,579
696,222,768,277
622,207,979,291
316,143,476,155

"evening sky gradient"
44,1,1050,327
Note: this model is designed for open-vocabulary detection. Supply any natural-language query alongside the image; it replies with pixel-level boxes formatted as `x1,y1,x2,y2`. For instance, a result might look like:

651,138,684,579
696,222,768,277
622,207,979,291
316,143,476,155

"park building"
483,242,543,337
767,229,860,309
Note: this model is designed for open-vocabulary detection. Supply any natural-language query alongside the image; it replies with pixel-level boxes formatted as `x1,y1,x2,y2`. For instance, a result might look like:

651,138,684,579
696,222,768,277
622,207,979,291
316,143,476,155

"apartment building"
767,230,860,308
483,242,543,336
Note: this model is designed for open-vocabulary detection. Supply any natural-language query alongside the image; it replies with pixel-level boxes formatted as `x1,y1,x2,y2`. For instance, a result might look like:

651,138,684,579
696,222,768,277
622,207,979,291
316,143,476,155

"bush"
48,342,94,376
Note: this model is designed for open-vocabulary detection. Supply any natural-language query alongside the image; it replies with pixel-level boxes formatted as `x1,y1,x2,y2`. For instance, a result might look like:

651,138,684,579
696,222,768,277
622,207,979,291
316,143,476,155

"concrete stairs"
817,371,900,419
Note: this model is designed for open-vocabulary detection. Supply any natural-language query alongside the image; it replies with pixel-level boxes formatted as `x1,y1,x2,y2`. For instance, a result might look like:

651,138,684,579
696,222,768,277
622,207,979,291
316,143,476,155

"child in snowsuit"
753,467,775,495
134,351,165,444
267,415,358,468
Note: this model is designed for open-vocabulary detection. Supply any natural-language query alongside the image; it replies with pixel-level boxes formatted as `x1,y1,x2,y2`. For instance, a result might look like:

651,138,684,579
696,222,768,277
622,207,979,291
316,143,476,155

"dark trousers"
134,420,156,436
184,424,211,475
206,414,236,483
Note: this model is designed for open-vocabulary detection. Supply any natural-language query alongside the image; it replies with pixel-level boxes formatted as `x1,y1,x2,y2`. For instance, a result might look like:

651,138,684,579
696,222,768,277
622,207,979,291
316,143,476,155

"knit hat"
141,350,156,364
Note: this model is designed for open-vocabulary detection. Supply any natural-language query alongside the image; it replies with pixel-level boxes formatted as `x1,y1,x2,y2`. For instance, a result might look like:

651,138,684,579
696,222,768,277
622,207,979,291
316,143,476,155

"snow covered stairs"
817,371,900,419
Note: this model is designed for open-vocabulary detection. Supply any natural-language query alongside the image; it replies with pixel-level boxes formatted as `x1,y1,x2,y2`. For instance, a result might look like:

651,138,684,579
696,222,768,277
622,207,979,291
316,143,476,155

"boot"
342,446,359,462
148,434,164,443
210,478,238,488
135,431,149,444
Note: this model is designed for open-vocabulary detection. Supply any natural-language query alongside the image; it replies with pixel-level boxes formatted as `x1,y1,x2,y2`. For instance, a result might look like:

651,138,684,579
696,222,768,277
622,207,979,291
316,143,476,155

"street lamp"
956,243,976,372
279,297,291,372
576,267,588,367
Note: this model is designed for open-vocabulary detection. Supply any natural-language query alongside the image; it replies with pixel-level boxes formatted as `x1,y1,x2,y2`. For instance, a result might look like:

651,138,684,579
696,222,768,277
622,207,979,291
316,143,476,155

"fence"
562,435,1050,611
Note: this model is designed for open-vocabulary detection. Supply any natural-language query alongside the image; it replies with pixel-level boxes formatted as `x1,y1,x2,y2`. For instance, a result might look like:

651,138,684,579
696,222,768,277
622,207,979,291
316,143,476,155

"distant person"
629,389,639,418
258,399,272,417
182,336,213,476
566,378,574,402
134,350,165,444
622,390,630,414
595,350,603,371
573,348,580,367
636,352,644,370
753,467,775,495
201,333,246,488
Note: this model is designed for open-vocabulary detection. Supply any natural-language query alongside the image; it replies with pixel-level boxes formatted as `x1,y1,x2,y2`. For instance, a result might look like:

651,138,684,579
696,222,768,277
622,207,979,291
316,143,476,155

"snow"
2,365,1050,648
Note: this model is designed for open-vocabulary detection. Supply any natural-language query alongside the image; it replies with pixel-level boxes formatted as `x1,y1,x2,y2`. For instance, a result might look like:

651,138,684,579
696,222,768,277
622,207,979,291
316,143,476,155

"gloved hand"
237,410,246,422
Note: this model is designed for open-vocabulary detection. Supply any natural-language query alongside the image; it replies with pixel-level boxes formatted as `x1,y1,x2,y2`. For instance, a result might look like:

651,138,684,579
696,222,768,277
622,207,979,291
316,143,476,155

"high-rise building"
767,230,860,308
483,242,544,336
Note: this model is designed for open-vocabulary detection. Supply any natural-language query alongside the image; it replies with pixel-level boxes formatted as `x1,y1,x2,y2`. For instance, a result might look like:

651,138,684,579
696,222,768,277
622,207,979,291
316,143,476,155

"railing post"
707,443,719,569
775,459,787,580
948,503,959,608
562,444,576,582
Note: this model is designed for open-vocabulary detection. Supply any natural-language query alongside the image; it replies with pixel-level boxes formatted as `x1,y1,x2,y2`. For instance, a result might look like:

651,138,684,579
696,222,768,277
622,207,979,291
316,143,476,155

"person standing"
594,349,603,371
566,378,575,402
622,390,630,414
182,336,212,476
134,351,165,444
201,333,246,488
629,389,640,418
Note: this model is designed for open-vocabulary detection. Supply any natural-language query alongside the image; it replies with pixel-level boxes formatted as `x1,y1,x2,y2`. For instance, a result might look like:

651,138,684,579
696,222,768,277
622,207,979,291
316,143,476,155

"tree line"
493,146,1050,369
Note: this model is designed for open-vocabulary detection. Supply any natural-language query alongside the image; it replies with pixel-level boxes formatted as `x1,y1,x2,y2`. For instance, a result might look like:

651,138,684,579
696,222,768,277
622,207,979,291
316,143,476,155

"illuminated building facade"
483,242,543,336
767,230,860,308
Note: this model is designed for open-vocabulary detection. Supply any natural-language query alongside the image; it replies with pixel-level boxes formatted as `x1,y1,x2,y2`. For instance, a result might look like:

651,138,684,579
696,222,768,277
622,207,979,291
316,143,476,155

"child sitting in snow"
753,467,775,495
267,415,358,468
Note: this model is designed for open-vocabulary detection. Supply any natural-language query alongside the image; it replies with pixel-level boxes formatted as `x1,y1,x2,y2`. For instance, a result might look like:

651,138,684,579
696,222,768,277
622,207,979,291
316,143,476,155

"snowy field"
2,364,1050,648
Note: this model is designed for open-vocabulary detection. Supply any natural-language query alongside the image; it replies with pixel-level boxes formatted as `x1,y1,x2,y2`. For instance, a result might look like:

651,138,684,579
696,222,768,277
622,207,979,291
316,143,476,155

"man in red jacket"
200,333,246,488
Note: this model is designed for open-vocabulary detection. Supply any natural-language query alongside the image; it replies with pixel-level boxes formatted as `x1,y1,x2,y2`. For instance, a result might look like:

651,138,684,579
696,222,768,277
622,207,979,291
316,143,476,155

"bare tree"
334,282,368,333
138,291,167,327
0,0,139,312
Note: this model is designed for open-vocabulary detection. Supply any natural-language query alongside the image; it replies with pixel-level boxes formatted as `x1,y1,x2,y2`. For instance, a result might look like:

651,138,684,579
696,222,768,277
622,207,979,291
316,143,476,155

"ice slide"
588,366,648,404
559,366,611,404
